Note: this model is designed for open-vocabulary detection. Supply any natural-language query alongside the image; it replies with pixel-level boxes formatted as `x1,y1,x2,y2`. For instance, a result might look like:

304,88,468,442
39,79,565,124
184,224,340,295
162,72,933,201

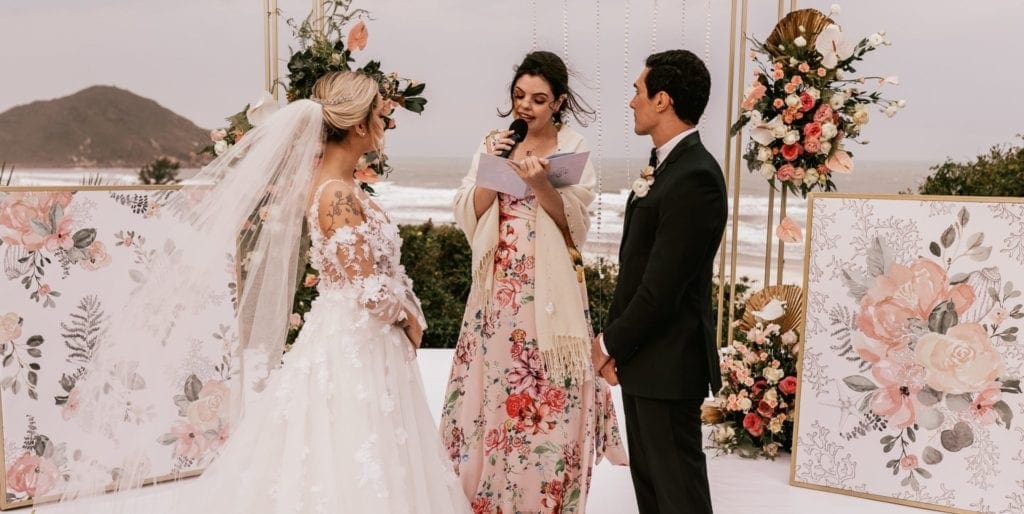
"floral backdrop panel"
793,194,1024,514
0,188,240,509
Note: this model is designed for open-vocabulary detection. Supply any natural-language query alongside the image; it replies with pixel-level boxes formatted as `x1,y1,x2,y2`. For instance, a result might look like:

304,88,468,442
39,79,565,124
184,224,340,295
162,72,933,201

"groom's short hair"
644,50,710,125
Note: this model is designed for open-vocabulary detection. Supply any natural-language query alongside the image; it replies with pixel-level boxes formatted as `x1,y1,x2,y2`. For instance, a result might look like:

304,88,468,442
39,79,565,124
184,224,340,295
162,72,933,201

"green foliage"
138,157,181,185
917,136,1024,197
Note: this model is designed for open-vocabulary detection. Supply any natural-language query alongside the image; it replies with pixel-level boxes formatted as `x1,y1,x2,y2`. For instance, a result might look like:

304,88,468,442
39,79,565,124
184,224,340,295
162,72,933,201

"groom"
593,49,726,514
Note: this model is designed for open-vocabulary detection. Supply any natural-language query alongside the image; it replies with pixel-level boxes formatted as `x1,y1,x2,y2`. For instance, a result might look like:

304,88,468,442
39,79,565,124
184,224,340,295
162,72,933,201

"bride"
42,71,471,513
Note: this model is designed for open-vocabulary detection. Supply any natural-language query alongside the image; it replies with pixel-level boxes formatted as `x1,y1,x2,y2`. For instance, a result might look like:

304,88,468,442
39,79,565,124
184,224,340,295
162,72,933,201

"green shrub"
917,136,1024,197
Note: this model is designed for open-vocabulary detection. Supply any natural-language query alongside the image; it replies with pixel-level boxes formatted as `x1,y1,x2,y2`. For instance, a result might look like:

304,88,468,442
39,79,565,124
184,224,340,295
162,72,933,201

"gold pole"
726,0,749,346
777,187,787,286
263,0,272,93
763,187,775,287
716,0,740,347
270,0,280,100
312,0,325,35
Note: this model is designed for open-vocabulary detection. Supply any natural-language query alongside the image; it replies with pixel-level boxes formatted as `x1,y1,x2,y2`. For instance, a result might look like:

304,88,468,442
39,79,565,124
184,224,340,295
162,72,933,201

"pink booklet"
476,151,590,198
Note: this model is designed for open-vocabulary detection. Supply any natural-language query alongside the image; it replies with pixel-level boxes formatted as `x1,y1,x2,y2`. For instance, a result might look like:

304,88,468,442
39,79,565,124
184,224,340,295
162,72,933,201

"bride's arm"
317,183,407,325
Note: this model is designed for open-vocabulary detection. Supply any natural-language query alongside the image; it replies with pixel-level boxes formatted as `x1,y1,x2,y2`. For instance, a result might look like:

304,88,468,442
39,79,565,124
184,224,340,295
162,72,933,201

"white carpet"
34,350,928,513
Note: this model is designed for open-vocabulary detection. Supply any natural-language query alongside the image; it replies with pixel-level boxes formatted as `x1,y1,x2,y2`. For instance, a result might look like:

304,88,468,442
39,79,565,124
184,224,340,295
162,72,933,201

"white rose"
714,425,736,444
632,177,652,198
771,123,788,139
764,367,785,384
821,122,838,140
738,397,753,411
783,130,800,146
806,87,821,100
897,99,907,108
829,92,847,110
868,33,885,48
835,69,845,80
747,109,763,126
785,94,800,108
852,104,870,125
759,163,777,179
820,141,832,155
794,36,807,47
214,140,229,156
781,330,798,345
756,146,773,162
884,104,899,118
789,57,798,66
803,169,819,185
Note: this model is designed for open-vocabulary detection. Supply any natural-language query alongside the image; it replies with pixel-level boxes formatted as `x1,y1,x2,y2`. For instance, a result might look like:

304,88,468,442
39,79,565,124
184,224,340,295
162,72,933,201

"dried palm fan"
739,284,805,335
764,8,835,58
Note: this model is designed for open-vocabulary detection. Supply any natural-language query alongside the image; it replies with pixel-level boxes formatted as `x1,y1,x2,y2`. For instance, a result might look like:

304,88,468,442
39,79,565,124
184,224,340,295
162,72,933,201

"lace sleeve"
316,184,408,325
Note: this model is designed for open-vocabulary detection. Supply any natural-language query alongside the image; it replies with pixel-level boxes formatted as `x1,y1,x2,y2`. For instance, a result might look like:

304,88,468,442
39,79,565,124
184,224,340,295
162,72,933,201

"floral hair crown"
311,96,352,106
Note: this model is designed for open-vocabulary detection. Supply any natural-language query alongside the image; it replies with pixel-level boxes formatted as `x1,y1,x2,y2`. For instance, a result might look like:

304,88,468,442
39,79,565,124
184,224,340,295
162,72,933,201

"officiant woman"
442,50,627,513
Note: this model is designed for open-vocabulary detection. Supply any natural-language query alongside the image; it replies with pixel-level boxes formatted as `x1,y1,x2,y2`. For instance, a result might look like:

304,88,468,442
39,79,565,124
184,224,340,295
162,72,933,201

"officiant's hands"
485,130,517,156
507,156,552,190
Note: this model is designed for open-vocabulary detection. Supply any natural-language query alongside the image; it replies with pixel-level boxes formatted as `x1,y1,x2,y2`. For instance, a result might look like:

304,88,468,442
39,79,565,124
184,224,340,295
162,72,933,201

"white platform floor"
34,350,929,514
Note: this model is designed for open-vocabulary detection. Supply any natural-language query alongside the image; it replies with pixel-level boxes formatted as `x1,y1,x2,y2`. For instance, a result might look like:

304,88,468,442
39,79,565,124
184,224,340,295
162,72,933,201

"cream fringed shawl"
453,127,597,380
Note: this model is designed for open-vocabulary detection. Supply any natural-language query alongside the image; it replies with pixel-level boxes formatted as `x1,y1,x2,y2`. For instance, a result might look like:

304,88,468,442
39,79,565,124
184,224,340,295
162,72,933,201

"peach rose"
803,122,823,139
857,259,975,346
0,312,22,342
798,62,810,73
803,138,821,154
916,323,1005,395
347,20,369,51
813,104,835,124
776,164,795,181
186,380,231,432
6,452,59,498
781,143,803,161
80,241,111,271
773,98,785,109
303,273,319,288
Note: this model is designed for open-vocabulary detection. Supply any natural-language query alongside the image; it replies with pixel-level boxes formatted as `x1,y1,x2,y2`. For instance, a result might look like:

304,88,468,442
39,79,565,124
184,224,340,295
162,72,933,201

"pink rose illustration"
0,192,72,251
916,323,1005,395
170,421,209,460
870,349,927,428
186,380,231,432
484,428,508,455
970,382,1002,425
6,452,59,498
79,241,111,271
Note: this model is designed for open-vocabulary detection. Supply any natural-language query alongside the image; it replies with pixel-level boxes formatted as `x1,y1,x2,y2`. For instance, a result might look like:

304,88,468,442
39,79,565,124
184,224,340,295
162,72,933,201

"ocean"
5,158,934,280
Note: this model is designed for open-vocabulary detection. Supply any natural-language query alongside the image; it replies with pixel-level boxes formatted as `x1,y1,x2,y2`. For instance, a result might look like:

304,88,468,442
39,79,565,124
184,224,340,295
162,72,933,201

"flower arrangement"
203,0,428,189
730,5,905,197
704,286,802,459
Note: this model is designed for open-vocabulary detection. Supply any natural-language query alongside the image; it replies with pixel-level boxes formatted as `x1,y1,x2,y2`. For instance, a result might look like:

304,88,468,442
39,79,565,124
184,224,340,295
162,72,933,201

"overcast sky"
3,0,1023,165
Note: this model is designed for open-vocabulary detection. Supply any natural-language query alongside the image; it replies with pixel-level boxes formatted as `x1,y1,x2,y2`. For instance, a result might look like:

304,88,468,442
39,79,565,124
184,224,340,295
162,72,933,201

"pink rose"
970,382,1002,425
899,455,919,470
803,138,821,154
6,452,59,498
803,122,823,139
779,376,798,395
186,380,231,431
916,323,1005,395
505,392,533,418
80,241,111,271
858,259,975,346
813,104,834,124
543,388,568,412
484,428,508,455
773,98,785,109
742,412,764,437
798,62,810,73
0,192,73,251
288,312,303,330
776,164,795,181
781,143,803,161
799,92,816,112
0,312,22,342
471,497,493,514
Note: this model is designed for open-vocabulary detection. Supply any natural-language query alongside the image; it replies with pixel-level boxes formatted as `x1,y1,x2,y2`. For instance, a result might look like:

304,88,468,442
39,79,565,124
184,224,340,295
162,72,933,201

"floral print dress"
441,193,627,514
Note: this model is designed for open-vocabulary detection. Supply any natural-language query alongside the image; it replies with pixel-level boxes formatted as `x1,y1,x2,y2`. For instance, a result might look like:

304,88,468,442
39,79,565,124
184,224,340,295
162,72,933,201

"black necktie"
649,147,658,168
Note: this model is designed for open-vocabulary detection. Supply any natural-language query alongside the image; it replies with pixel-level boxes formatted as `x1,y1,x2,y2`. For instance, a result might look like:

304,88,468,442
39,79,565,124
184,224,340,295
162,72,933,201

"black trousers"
622,394,713,514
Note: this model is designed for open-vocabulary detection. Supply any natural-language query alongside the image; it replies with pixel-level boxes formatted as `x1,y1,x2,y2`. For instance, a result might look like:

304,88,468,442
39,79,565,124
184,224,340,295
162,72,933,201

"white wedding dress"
61,179,471,514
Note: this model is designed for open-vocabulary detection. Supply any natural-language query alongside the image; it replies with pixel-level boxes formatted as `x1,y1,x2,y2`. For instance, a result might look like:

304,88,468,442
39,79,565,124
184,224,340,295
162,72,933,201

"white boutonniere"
631,165,656,201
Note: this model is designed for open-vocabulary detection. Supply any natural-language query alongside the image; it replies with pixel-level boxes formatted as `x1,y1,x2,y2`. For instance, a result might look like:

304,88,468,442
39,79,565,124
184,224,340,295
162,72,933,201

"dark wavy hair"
644,50,711,125
498,51,594,127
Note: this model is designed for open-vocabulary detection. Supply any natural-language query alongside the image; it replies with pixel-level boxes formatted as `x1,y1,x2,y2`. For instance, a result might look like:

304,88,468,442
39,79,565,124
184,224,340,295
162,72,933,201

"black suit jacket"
604,132,727,400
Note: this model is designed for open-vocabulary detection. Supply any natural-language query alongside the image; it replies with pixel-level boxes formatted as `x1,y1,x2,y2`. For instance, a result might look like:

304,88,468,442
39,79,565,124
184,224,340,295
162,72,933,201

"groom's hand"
601,358,619,386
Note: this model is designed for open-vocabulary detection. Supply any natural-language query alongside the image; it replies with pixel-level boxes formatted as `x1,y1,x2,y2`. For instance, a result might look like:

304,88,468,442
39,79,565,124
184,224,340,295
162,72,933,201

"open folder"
476,151,590,198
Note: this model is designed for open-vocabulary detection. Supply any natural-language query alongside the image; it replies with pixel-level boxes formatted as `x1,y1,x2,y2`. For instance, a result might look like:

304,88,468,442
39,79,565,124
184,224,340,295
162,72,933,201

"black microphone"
497,118,529,158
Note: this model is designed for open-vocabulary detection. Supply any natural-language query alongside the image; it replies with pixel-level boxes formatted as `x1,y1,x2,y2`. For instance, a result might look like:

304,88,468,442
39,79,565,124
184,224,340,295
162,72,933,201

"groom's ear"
655,91,673,113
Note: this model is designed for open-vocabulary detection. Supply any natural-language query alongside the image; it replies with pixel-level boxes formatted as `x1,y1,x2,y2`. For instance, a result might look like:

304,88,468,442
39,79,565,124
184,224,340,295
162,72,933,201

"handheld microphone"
497,118,529,158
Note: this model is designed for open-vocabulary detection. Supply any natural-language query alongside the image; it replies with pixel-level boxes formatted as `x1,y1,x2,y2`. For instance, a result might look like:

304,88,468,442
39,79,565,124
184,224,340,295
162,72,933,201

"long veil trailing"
38,99,325,509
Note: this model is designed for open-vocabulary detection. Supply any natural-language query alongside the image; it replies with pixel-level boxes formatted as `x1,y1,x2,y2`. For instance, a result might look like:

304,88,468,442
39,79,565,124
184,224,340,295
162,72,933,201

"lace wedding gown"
64,179,471,514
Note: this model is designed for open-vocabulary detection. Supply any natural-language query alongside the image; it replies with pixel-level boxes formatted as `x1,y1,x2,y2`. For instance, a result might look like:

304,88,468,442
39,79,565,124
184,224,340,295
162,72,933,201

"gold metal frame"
789,192,1024,514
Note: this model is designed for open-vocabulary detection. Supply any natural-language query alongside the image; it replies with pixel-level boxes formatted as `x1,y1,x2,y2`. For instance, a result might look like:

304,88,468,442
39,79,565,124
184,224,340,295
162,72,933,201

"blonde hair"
311,71,382,145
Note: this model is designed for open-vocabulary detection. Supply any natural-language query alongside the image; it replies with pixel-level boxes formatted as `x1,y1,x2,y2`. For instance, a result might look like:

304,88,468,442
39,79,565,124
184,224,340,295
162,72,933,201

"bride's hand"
401,314,423,351
484,130,516,156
